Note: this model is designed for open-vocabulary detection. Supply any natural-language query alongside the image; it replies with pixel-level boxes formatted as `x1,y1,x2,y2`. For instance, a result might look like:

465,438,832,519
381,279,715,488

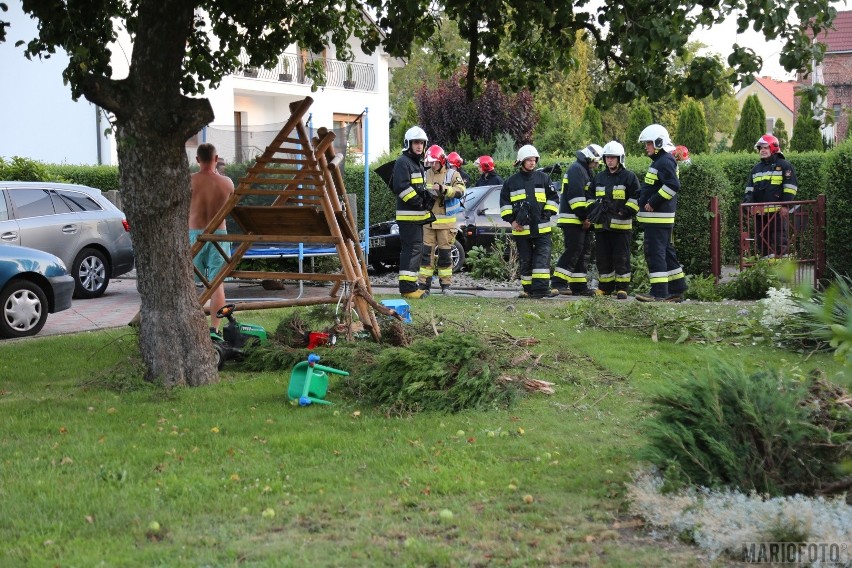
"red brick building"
799,10,852,142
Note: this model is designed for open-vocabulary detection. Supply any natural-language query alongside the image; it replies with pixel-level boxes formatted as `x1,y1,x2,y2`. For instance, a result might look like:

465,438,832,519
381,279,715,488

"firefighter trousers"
551,225,593,293
596,230,632,294
398,223,424,294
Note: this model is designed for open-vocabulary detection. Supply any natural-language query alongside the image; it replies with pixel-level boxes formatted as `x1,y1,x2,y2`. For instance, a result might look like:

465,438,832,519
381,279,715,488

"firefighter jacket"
392,150,432,224
637,150,679,226
744,153,798,213
474,171,505,187
557,153,596,226
590,165,641,231
424,165,466,228
500,169,559,237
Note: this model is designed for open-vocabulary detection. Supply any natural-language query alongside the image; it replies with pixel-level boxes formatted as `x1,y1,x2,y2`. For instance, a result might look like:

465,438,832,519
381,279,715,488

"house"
0,2,401,166
800,9,852,142
735,76,797,139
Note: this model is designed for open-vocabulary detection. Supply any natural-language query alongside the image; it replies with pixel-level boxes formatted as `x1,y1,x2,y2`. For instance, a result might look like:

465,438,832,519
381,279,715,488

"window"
766,117,776,133
8,188,55,219
0,192,8,222
55,190,102,212
833,103,842,122
332,113,363,154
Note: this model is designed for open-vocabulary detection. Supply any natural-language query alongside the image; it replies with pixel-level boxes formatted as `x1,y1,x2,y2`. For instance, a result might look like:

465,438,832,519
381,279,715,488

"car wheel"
451,240,466,273
0,280,49,339
73,248,110,299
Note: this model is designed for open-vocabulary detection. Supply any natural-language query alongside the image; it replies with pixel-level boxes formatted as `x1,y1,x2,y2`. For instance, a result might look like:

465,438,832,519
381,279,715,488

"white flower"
759,287,804,329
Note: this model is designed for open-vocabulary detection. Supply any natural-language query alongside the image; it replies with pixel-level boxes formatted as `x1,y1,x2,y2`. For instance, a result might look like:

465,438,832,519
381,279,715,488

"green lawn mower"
210,303,268,370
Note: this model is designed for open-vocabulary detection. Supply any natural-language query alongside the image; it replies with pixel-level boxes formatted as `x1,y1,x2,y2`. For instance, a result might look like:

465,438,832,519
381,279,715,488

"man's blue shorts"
189,229,230,282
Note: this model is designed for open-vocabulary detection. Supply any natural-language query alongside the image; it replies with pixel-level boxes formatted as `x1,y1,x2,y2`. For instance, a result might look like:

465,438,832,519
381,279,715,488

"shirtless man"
190,143,234,333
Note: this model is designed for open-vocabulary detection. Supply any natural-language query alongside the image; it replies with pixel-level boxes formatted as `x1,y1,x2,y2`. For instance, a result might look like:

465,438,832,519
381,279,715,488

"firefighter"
672,145,691,165
590,141,640,299
473,155,504,187
635,124,688,302
744,134,798,258
418,145,466,294
392,126,435,299
446,151,472,187
550,144,602,296
500,145,560,298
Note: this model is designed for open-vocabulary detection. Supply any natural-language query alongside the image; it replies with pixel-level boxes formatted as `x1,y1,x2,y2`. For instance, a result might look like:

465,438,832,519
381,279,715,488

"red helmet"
424,145,446,166
446,151,464,169
474,155,495,173
672,145,690,162
754,134,780,154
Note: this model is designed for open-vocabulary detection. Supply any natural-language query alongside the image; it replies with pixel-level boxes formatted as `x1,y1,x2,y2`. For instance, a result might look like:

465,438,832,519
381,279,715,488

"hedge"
43,164,121,191
822,140,852,277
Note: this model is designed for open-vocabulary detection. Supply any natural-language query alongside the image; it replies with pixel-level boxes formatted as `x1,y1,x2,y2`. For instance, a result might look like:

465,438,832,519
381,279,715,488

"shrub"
718,259,781,300
683,273,722,301
0,156,59,182
675,100,709,154
465,241,518,281
793,273,852,365
822,140,852,276
625,102,652,156
642,364,852,496
731,94,766,153
43,164,121,191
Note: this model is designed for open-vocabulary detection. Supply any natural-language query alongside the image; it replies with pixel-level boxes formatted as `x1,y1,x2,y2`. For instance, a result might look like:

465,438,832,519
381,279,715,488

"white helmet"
601,141,625,164
638,124,671,150
403,126,428,152
516,144,540,164
580,144,603,163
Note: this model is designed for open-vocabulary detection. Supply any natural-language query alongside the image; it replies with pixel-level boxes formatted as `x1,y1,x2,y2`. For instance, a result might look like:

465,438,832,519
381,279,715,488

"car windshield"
460,185,498,210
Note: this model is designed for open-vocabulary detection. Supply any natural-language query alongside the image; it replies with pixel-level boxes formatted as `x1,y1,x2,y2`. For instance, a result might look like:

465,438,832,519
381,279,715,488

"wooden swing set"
189,96,387,340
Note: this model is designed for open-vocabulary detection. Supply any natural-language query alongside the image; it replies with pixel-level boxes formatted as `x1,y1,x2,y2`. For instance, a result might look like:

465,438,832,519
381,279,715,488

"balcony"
236,53,376,91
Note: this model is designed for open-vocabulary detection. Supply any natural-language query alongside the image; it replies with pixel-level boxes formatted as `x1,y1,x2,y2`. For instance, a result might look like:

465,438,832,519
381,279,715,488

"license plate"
369,237,385,248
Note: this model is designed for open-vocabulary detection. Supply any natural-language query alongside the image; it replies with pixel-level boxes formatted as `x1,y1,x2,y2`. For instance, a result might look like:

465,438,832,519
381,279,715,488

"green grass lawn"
0,296,846,567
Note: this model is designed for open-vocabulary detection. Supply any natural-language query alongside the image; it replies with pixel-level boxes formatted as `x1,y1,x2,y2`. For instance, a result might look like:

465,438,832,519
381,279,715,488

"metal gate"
739,196,826,287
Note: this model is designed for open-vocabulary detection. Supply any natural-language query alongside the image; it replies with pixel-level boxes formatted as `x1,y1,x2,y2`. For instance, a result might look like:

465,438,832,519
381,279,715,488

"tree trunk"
84,0,220,386
117,130,218,386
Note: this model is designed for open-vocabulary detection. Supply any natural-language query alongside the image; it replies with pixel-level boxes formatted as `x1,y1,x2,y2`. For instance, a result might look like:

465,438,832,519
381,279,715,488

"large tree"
0,0,837,386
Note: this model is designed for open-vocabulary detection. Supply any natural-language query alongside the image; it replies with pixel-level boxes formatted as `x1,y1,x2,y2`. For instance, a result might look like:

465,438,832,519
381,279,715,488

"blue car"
0,244,74,338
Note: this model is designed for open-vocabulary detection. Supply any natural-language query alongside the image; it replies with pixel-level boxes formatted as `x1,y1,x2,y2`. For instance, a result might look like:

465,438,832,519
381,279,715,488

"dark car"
0,182,135,298
362,163,565,272
0,244,74,338
362,184,509,273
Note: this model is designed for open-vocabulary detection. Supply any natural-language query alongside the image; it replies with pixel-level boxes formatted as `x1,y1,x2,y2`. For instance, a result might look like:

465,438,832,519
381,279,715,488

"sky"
691,21,794,81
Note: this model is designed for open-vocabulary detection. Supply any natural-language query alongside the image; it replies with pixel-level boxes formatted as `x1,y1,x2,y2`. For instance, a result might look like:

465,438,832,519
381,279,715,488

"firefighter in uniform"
473,155,504,187
419,145,466,294
635,124,688,302
590,141,640,299
744,134,798,258
500,145,559,298
392,126,435,299
446,151,472,187
550,144,602,296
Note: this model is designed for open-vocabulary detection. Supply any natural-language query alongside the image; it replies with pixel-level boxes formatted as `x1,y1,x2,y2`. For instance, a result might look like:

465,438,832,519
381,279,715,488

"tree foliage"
582,105,604,145
773,117,789,151
626,103,653,156
790,101,825,152
731,94,767,153
675,100,709,154
415,72,536,148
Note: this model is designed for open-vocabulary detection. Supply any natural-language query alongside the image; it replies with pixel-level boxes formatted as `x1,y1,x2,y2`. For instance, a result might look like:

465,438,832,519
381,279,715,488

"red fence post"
816,194,826,286
709,196,721,284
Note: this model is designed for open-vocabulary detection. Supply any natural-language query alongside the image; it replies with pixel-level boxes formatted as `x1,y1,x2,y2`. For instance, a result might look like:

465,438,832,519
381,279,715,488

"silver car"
0,182,134,298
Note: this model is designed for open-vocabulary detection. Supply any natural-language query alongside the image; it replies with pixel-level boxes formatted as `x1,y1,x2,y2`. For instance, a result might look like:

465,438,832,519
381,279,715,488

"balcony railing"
236,53,375,91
